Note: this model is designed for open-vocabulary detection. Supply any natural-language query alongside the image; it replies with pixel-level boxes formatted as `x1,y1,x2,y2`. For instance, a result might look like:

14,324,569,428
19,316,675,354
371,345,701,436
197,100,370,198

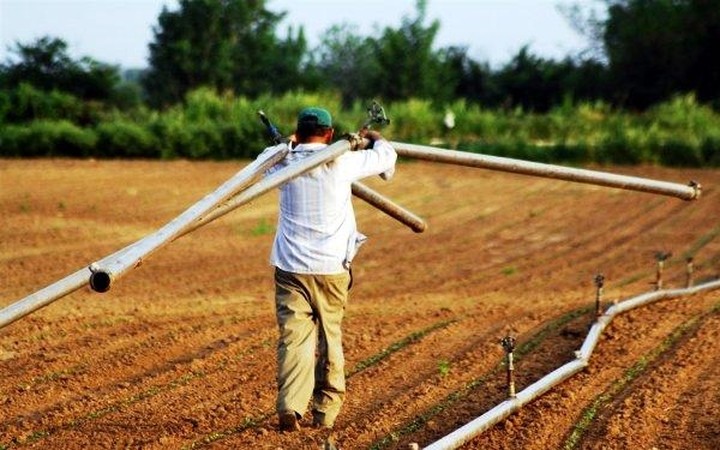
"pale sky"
0,0,603,69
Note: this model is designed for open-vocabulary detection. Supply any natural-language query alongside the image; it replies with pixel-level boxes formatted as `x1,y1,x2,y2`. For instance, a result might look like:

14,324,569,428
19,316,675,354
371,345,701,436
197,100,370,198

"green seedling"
251,218,274,236
438,359,451,377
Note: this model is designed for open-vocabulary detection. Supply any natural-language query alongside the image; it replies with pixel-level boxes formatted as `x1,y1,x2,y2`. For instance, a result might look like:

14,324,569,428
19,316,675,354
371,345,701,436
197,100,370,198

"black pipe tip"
89,271,112,293
412,222,427,233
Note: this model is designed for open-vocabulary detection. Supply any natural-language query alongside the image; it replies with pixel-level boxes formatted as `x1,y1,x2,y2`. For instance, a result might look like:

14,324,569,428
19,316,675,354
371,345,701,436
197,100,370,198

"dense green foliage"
1,0,719,164
603,0,720,108
0,37,121,104
457,95,720,167
2,89,719,167
142,0,310,107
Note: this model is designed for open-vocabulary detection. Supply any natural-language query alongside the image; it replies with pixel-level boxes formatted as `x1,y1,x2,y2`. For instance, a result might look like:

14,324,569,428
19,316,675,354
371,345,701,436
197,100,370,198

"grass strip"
83,371,202,421
369,305,592,450
562,302,720,450
683,224,720,260
185,318,458,448
615,272,649,289
4,333,273,448
184,414,268,449
616,227,720,289
4,370,207,448
348,319,457,376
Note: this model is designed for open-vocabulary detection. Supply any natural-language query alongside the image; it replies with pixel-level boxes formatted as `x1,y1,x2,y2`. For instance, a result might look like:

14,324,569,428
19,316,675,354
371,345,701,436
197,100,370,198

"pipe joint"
688,180,702,200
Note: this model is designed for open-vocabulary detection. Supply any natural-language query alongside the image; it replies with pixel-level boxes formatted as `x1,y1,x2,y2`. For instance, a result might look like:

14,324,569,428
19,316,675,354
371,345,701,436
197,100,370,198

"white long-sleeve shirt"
267,139,397,274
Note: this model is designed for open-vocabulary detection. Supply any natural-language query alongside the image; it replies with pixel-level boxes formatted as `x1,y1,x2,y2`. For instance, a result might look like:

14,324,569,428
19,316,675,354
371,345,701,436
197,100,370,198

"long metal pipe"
423,277,720,449
176,139,357,235
0,242,140,329
390,142,701,201
1,138,420,327
353,181,426,233
0,145,288,327
0,268,89,329
88,139,358,292
425,359,588,450
85,144,289,293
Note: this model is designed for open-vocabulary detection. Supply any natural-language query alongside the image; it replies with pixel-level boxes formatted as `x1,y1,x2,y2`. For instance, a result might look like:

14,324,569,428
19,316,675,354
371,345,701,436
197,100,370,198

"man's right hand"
359,129,383,142
358,129,384,150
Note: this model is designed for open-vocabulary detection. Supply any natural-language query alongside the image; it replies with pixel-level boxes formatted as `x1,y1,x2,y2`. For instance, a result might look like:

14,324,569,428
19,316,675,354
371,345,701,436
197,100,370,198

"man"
266,107,396,434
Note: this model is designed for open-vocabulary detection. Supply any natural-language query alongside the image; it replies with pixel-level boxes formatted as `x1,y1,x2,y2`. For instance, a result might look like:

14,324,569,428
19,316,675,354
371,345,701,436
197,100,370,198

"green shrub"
4,83,85,123
547,143,591,164
184,87,231,122
218,122,267,159
0,124,29,156
0,90,9,122
701,134,720,166
182,121,224,159
36,120,97,157
599,129,635,165
95,121,159,158
0,120,96,157
386,98,440,143
3,89,720,165
648,94,718,134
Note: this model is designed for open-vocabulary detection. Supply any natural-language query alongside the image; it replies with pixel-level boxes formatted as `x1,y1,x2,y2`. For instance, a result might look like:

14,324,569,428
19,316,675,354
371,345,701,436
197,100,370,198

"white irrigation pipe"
424,277,720,450
0,140,354,329
0,146,286,329
86,144,289,293
390,142,701,201
0,268,93,330
352,181,427,233
191,179,428,235
166,139,357,235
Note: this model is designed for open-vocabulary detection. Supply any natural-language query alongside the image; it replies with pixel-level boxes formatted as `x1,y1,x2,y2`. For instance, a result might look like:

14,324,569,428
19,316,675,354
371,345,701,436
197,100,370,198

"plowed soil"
1,158,719,450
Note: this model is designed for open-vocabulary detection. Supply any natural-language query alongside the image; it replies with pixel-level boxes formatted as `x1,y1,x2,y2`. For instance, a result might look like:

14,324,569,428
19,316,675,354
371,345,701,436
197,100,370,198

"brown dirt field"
1,158,719,450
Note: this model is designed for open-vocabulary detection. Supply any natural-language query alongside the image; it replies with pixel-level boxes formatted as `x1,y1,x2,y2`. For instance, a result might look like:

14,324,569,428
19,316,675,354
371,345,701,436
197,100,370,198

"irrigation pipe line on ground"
390,142,701,201
423,277,720,450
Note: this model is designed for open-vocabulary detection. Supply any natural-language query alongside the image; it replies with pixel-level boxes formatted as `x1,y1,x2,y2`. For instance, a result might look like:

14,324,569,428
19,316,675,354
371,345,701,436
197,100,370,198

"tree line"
1,0,719,166
1,0,718,121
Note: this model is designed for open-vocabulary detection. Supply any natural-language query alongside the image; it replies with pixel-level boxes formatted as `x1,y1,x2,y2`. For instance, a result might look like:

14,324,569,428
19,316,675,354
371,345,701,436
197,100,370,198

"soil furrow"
458,291,720,450
574,304,720,450
1,160,718,450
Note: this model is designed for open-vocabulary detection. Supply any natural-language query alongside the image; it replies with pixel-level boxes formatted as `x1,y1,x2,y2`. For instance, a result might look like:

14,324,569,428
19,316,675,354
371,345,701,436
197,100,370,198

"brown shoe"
278,410,300,432
311,410,333,429
324,433,339,450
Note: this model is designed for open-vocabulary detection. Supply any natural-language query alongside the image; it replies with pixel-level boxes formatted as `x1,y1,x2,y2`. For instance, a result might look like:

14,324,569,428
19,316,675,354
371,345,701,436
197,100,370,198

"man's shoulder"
292,143,328,152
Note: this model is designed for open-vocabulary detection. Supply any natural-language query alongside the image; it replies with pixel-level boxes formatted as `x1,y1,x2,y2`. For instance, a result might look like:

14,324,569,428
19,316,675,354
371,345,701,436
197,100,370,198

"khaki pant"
274,267,351,427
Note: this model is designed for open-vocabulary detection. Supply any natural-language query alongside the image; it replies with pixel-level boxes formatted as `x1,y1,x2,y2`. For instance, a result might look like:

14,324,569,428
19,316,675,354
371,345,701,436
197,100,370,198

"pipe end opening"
89,271,112,293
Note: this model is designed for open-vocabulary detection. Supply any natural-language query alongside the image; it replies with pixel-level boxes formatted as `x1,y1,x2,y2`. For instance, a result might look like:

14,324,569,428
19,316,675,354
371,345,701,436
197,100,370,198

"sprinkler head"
500,336,516,353
655,251,672,262
594,274,605,288
364,101,390,129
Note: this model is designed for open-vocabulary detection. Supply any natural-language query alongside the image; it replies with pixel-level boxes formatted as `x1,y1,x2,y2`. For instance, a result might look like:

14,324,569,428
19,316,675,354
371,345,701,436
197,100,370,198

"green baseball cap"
297,107,332,127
